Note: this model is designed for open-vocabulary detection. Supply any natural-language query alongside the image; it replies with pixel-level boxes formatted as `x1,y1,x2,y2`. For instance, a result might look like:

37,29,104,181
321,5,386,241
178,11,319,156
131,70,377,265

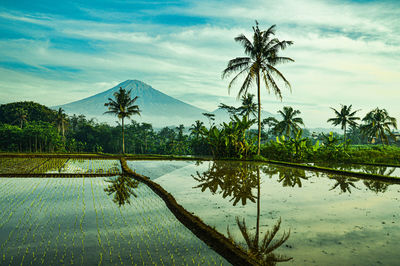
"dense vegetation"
1,99,399,165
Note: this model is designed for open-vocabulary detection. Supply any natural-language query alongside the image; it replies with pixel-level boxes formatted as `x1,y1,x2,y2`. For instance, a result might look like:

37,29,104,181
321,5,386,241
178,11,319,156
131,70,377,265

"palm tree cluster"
327,105,397,145
361,108,397,145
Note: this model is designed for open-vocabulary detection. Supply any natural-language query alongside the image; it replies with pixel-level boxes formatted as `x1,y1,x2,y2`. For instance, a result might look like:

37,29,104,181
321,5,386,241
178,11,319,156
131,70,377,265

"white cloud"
0,0,399,127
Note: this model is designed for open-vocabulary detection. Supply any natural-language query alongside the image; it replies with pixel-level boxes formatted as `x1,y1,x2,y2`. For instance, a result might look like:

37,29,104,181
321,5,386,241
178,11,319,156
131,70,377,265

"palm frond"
222,57,251,79
236,71,255,99
266,64,292,91
265,71,282,100
234,35,254,56
227,67,252,95
268,56,295,66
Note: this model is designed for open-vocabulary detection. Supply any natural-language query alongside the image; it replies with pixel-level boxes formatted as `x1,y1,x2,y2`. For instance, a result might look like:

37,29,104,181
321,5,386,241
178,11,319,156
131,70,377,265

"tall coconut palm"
268,106,304,137
360,108,397,145
104,87,141,154
222,21,294,155
327,104,360,145
55,108,67,139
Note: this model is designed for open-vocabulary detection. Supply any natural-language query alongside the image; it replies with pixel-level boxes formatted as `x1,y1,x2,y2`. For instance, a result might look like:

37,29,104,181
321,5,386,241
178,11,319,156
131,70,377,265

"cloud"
0,0,399,127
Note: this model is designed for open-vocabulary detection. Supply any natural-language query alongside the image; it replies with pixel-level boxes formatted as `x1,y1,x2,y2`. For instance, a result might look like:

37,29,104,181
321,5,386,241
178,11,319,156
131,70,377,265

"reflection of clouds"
134,160,400,264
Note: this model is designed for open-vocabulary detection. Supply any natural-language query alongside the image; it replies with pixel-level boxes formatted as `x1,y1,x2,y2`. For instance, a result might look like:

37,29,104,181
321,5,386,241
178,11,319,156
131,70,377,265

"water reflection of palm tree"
192,161,258,206
277,168,308,188
193,162,292,264
360,165,396,176
363,180,390,194
329,175,359,194
261,165,308,188
104,175,139,206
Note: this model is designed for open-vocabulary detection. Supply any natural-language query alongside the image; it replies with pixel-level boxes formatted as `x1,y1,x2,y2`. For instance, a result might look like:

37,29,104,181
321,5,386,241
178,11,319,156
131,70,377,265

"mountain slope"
54,80,208,127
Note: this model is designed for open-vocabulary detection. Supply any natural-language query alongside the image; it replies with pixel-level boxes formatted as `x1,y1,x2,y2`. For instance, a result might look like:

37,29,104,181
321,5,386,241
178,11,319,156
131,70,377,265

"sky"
0,0,399,128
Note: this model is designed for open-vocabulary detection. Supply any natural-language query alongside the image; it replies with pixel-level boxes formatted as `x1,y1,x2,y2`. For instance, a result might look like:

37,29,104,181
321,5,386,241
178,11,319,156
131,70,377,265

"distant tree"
202,112,215,126
173,124,189,155
327,104,360,145
222,21,294,155
267,106,304,137
55,108,68,139
237,93,257,120
104,87,141,153
360,108,397,145
13,108,28,129
189,120,204,139
261,117,277,139
137,123,153,153
157,127,176,154
0,101,57,124
218,103,238,118
346,125,366,144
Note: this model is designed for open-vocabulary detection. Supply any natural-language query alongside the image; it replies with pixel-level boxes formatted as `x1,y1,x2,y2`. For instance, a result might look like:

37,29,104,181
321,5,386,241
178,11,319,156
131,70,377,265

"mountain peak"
105,79,152,94
54,79,208,127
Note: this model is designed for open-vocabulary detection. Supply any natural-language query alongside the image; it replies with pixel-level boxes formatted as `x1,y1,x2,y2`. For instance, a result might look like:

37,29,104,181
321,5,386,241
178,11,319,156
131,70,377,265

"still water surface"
128,160,400,265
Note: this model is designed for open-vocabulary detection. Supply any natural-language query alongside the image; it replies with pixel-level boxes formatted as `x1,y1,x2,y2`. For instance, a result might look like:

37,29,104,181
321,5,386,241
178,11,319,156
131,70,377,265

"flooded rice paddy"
0,158,399,265
128,160,400,265
0,159,227,265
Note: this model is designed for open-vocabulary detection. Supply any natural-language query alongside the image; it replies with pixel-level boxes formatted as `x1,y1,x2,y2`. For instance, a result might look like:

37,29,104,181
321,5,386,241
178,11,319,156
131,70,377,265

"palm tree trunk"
343,124,346,146
122,118,125,154
62,121,66,147
62,122,65,139
380,130,385,146
255,166,260,247
257,72,261,155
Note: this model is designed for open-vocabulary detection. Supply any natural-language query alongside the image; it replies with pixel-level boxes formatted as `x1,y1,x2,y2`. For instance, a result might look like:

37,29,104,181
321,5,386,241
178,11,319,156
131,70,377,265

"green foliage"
268,106,304,137
345,145,400,164
0,121,63,152
261,131,351,163
261,130,314,162
199,115,256,159
0,101,57,125
315,132,350,162
360,108,397,145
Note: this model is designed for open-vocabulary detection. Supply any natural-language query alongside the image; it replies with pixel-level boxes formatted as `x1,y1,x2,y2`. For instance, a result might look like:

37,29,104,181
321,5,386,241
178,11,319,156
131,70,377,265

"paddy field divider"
119,157,259,266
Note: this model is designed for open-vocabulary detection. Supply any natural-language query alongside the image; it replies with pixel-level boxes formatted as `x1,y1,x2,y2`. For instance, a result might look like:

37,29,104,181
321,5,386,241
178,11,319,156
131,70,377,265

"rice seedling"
0,160,231,266
0,179,39,229
0,158,47,174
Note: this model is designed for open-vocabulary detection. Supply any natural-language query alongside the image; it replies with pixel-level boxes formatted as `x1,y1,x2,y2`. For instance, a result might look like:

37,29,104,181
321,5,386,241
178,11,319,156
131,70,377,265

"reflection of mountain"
53,80,208,127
